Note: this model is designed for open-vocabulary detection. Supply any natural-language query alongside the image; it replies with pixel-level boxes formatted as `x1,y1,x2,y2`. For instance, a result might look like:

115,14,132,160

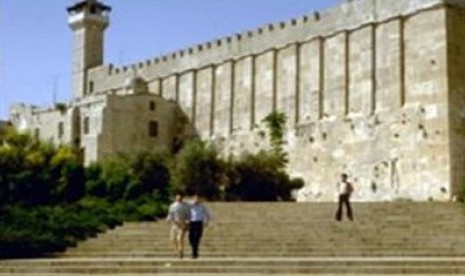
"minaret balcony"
68,12,109,29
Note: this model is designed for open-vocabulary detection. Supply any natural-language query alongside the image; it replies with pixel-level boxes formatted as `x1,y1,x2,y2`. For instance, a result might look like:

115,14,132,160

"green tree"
0,130,86,206
84,163,107,198
125,148,171,200
51,147,85,203
99,156,137,202
226,151,284,201
0,131,54,206
170,139,224,199
223,111,304,201
226,151,303,201
262,111,288,167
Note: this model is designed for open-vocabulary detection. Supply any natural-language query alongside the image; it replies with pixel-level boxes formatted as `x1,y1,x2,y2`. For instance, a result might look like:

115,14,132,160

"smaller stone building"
10,76,182,165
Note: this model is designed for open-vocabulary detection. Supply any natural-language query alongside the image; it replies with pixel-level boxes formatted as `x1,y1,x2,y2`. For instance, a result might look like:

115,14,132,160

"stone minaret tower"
67,0,111,99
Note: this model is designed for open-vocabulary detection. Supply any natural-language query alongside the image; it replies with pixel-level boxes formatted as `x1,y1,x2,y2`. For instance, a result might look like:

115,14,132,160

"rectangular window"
88,81,94,94
58,122,64,138
148,121,158,137
83,117,90,135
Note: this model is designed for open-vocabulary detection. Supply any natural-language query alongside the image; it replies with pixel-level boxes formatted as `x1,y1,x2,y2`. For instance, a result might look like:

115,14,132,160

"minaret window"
90,5,97,14
149,101,156,111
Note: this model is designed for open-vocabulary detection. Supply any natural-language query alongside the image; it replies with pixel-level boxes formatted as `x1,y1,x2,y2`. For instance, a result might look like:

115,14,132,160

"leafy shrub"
262,111,288,167
0,196,169,259
225,152,270,201
226,151,300,201
170,139,224,199
50,147,85,203
85,149,171,202
0,205,103,258
99,156,137,202
125,149,171,200
78,197,123,228
0,130,85,207
84,163,107,197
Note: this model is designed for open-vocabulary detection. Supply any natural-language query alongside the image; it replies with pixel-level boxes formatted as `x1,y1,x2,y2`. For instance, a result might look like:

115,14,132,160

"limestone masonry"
9,0,465,201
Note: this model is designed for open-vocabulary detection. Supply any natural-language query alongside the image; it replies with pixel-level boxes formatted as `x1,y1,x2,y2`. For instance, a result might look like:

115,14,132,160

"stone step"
81,236,465,245
61,252,465,258
2,258,465,271
2,267,465,274
85,240,460,247
70,243,462,249
4,257,465,266
2,264,465,274
106,226,465,232
69,247,457,253
0,274,457,276
112,222,465,229
76,234,461,240
102,228,465,235
68,240,463,247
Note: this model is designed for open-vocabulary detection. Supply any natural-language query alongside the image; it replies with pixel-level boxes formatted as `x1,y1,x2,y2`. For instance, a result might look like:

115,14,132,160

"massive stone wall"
290,7,450,201
447,6,465,197
83,0,465,201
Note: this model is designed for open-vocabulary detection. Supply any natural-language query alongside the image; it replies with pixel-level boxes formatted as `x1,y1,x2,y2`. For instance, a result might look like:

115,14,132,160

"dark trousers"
336,194,353,221
189,221,204,258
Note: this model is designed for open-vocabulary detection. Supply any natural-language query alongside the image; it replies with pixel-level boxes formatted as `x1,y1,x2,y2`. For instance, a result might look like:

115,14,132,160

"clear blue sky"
0,0,340,120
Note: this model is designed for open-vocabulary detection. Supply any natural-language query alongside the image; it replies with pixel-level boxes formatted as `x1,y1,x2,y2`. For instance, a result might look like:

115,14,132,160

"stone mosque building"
9,0,465,201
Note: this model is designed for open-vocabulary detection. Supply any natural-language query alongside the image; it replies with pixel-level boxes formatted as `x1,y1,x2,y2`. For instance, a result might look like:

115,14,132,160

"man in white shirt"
335,173,354,221
189,194,211,259
166,191,190,259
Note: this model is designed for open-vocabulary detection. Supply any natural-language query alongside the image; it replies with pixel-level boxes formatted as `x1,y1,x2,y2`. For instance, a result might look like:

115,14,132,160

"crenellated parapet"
87,0,458,94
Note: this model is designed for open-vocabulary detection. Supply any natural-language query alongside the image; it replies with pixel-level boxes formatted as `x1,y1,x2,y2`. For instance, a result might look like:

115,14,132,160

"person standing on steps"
189,193,211,259
335,173,354,221
167,191,191,259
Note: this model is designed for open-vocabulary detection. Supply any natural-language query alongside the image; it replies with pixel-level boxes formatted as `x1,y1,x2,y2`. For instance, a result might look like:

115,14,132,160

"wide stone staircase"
2,202,465,275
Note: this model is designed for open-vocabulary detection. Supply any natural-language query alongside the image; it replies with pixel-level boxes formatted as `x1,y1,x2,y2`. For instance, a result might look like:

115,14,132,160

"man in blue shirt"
189,194,211,259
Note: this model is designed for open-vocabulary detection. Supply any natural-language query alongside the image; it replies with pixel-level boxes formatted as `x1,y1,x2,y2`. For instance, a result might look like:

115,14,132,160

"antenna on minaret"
118,50,125,65
52,75,58,104
131,66,137,79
